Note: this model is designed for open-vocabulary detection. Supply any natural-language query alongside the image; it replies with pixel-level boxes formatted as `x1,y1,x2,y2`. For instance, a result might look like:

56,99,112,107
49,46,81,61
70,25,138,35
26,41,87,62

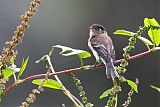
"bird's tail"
106,60,119,78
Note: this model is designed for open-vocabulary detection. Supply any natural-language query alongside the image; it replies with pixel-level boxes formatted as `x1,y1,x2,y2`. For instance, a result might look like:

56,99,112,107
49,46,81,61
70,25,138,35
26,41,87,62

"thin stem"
36,55,62,84
146,45,151,51
13,73,17,82
115,94,118,107
111,77,117,86
3,50,151,94
36,55,84,107
79,58,84,68
111,77,118,107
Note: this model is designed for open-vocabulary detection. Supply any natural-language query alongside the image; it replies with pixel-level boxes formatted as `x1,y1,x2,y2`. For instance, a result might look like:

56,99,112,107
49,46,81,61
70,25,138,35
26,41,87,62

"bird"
88,24,119,78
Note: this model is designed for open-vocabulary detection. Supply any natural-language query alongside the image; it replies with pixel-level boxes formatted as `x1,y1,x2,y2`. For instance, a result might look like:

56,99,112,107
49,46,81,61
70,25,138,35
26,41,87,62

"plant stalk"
36,55,84,107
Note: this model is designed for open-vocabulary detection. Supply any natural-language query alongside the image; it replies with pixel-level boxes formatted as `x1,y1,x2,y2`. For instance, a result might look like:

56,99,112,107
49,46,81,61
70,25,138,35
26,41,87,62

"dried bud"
32,89,40,94
0,83,5,89
26,97,34,103
5,41,14,47
29,94,36,101
119,76,126,82
82,97,87,103
21,15,29,21
35,0,41,4
21,21,29,28
29,6,37,13
25,11,33,17
135,78,139,84
31,1,37,7
0,72,4,79
38,86,44,91
21,102,29,107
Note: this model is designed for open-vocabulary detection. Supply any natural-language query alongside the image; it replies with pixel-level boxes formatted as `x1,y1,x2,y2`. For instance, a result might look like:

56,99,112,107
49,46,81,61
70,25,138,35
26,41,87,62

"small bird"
88,24,119,78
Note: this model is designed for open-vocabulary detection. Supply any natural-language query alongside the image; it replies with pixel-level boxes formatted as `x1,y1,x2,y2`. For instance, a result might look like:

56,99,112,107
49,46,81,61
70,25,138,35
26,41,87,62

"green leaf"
126,79,138,93
48,47,54,56
154,47,160,51
1,68,13,80
114,30,153,46
10,56,14,64
53,45,91,59
21,58,25,67
138,36,153,46
99,88,112,99
18,57,29,79
144,18,159,27
150,85,160,92
0,88,2,102
32,79,63,90
114,30,135,36
144,18,160,46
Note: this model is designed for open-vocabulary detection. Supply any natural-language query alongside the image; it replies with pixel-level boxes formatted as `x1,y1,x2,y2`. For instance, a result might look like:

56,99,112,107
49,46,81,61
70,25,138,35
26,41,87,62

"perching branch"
3,50,151,95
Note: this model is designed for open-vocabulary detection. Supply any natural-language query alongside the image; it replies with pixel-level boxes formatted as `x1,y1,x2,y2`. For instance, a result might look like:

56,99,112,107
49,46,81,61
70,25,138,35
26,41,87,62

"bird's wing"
91,43,110,63
111,45,116,62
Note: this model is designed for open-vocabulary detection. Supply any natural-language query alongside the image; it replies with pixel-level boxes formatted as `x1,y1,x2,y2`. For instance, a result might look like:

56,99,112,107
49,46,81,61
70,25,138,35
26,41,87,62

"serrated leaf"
32,79,63,90
1,68,13,80
114,30,153,46
18,57,29,79
126,79,138,93
99,88,112,99
150,85,160,92
144,18,160,46
53,45,91,59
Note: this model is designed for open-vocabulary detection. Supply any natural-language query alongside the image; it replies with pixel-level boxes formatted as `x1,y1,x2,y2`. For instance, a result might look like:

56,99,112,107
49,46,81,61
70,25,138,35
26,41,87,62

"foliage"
1,68,13,80
114,30,153,46
68,73,94,107
144,18,160,46
18,57,29,79
0,0,159,106
126,79,138,93
150,85,160,92
53,45,91,67
99,88,112,99
53,45,91,59
32,79,63,90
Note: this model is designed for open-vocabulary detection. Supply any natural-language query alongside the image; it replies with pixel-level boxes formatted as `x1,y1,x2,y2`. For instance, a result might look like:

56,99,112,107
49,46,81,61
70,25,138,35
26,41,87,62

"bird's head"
89,24,107,36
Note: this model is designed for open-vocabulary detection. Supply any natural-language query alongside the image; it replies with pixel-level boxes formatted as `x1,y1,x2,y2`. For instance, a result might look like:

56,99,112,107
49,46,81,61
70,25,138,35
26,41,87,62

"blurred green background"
0,0,159,107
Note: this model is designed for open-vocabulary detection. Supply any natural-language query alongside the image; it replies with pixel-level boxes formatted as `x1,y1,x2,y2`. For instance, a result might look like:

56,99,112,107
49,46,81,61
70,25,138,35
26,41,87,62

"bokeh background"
0,0,159,107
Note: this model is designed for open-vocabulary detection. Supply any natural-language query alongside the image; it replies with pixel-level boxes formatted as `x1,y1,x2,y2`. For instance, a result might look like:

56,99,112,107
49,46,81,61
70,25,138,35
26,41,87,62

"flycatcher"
88,24,119,78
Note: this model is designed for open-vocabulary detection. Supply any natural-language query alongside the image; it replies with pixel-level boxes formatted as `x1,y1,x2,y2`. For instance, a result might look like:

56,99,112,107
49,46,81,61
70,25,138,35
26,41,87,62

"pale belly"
88,40,100,62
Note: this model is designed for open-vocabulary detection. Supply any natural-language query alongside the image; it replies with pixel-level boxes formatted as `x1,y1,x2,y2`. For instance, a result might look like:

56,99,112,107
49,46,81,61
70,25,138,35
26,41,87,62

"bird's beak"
88,26,92,29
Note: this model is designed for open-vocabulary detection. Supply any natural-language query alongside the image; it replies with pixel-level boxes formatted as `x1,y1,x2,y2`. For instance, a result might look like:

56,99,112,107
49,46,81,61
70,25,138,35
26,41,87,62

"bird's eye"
97,28,101,31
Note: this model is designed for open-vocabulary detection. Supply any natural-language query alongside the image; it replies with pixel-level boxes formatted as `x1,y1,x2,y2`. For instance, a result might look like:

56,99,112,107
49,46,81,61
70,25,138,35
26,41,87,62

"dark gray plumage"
88,24,119,78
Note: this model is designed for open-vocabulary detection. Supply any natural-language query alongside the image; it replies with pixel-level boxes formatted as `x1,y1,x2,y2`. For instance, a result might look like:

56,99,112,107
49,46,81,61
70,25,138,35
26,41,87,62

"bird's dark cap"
89,24,106,31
